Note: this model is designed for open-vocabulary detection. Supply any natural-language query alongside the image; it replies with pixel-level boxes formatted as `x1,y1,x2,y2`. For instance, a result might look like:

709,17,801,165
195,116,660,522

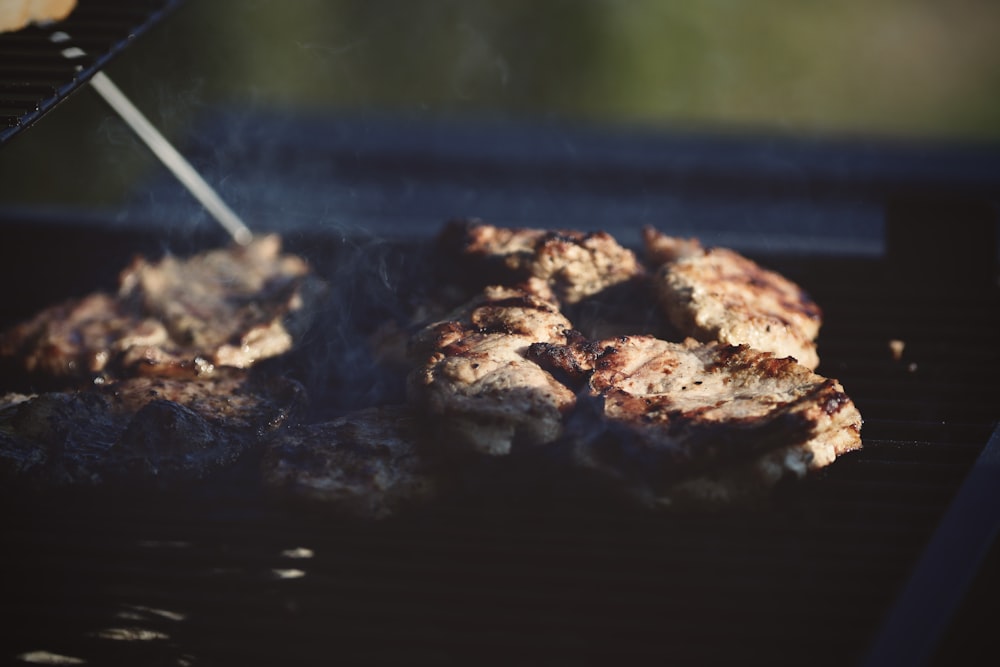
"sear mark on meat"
643,226,822,369
261,405,438,520
408,286,577,456
570,335,862,508
409,285,571,361
526,329,612,389
437,219,643,306
0,235,325,386
0,370,305,489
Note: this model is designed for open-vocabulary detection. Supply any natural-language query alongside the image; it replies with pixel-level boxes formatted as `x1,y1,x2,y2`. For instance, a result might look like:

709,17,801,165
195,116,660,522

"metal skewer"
51,31,253,246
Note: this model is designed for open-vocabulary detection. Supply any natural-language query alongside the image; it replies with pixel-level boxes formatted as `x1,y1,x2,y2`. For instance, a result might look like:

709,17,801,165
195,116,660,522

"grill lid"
0,0,182,144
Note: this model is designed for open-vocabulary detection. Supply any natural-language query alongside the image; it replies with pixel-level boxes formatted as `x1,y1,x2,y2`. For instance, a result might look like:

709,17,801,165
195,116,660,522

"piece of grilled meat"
643,227,822,369
0,370,305,489
408,286,577,456
262,405,439,519
0,235,324,385
568,335,861,507
438,219,643,306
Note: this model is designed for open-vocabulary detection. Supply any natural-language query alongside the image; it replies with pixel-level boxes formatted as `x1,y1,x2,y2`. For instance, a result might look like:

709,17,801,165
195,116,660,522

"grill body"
1,205,997,665
3,0,1000,662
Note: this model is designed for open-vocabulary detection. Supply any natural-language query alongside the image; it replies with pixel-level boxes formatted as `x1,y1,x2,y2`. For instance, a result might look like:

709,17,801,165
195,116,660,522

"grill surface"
0,217,997,666
2,75,999,662
0,0,180,143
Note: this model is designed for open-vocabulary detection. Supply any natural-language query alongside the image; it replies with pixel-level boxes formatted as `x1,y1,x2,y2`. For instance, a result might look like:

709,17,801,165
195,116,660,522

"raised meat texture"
0,235,324,385
408,286,577,456
570,335,861,507
438,219,643,305
0,293,158,382
118,234,323,371
0,370,305,489
643,227,822,369
261,405,438,519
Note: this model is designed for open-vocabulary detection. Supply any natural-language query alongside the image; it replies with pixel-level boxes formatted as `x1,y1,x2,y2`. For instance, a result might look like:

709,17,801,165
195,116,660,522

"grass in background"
2,0,998,208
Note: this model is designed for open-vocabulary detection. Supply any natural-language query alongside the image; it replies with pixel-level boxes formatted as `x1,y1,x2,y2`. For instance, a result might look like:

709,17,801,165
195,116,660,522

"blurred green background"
2,0,999,208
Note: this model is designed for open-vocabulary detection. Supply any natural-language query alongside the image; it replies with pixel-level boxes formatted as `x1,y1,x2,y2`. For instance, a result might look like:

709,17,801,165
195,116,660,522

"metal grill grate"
0,0,181,143
0,222,997,666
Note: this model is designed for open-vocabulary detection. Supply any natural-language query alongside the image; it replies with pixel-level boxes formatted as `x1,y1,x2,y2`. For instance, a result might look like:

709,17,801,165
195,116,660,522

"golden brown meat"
441,219,643,305
119,234,323,370
643,227,822,369
571,335,862,507
0,235,324,384
407,287,577,456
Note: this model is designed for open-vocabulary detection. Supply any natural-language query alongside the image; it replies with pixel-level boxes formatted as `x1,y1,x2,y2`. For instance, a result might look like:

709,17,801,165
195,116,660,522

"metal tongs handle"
51,31,253,246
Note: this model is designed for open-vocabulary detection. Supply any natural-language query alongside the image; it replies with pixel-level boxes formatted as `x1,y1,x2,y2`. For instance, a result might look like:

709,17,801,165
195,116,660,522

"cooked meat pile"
0,371,305,489
412,220,859,505
643,226,823,369
0,221,862,515
0,234,323,384
0,238,318,492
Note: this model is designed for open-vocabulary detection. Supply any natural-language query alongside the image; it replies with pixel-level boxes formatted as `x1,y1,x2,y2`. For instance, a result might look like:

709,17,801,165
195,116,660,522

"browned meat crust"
570,336,862,507
643,226,822,369
0,224,862,512
0,370,305,489
525,329,612,388
438,219,643,305
641,227,704,266
407,286,577,456
0,235,324,385
261,405,438,519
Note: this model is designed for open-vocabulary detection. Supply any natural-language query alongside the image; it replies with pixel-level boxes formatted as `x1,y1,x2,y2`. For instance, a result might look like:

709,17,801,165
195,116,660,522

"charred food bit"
643,226,822,369
408,286,578,456
0,370,305,489
0,235,323,384
438,219,643,305
261,405,438,519
571,336,862,508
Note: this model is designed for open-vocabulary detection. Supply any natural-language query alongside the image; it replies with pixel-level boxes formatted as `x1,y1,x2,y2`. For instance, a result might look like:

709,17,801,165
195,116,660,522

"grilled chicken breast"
439,219,643,305
262,405,438,519
118,234,324,371
571,335,861,507
0,235,324,385
0,370,305,489
643,227,822,369
408,287,577,456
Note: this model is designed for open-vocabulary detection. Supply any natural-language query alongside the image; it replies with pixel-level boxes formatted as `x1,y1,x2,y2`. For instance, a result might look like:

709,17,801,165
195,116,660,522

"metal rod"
87,71,253,246
49,31,252,245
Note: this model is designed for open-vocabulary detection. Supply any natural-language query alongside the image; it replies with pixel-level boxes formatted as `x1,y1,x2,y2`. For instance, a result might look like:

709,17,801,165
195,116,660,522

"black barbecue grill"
0,0,181,144
2,2,1000,666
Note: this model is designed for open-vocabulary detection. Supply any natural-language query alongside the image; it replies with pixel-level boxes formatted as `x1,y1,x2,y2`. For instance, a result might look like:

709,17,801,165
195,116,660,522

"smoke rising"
269,228,447,422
